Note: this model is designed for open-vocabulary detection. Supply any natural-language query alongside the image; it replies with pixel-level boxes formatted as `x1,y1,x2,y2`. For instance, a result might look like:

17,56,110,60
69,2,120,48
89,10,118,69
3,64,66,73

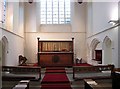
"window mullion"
2,0,6,23
58,0,59,24
46,0,47,24
52,0,53,24
64,0,65,24
40,0,70,24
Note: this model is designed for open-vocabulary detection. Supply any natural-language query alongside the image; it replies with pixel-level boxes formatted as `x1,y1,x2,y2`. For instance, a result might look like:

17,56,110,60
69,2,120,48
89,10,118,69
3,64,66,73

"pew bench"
73,64,114,80
112,68,120,89
12,80,30,89
2,66,41,81
83,68,120,89
84,78,112,89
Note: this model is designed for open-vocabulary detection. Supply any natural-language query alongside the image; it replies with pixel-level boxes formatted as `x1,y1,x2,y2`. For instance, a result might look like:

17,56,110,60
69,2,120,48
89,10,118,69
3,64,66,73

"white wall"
92,2,118,34
6,2,24,37
2,30,24,66
0,28,2,89
19,2,24,37
86,2,93,37
87,2,118,37
6,2,13,31
95,42,102,50
118,26,120,67
87,27,118,66
0,1,2,22
24,2,86,33
13,2,19,34
24,2,37,32
118,1,120,67
24,2,87,63
86,2,119,67
71,2,86,32
103,39,112,65
1,2,25,66
0,2,3,88
40,24,72,32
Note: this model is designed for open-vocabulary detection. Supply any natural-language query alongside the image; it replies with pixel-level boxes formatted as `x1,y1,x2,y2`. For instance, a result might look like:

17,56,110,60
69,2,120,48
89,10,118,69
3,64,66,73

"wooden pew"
2,66,41,81
84,79,112,89
12,80,30,89
73,64,114,80
112,68,120,89
83,68,120,89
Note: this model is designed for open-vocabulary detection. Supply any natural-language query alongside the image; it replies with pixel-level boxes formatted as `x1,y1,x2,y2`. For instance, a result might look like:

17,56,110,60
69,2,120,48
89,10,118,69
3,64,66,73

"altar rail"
73,64,114,80
2,66,41,81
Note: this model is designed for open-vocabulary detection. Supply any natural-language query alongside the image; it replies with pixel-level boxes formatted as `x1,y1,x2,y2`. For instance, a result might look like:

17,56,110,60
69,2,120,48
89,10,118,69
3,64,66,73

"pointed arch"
90,38,100,50
103,36,112,65
0,40,1,89
2,36,9,66
86,42,90,60
103,36,112,49
90,38,101,64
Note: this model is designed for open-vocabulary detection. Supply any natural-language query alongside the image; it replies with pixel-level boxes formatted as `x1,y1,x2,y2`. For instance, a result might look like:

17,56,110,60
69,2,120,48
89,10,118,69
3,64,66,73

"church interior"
0,0,120,89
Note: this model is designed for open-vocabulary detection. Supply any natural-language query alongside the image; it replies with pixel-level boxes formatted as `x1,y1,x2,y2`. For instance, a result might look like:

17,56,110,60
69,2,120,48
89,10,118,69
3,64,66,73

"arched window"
40,0,71,24
3,0,6,23
0,0,6,23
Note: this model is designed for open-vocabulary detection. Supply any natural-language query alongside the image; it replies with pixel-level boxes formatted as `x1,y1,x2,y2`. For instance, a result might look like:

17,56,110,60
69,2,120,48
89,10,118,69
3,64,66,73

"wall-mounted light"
28,0,33,4
108,20,120,25
78,0,82,4
0,21,4,23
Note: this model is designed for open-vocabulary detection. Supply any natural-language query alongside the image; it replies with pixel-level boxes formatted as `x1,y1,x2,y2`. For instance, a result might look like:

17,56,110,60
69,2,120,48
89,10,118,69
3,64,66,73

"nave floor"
2,67,84,89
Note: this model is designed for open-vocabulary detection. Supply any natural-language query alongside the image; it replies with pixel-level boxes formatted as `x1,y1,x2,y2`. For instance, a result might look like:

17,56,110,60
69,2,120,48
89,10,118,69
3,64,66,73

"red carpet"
73,63,92,66
41,84,72,89
46,69,66,73
41,67,72,89
46,67,65,70
41,74,70,84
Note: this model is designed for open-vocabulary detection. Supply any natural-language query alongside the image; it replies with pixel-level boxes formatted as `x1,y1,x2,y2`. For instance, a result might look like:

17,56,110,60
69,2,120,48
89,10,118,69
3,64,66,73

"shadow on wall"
103,36,112,65
90,38,100,63
2,36,9,66
0,39,2,88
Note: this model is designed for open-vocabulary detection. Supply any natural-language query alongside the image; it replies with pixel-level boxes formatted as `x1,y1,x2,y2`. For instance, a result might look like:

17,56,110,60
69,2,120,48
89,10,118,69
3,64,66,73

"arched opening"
0,40,2,66
86,43,90,63
90,38,102,65
2,36,8,66
103,36,112,65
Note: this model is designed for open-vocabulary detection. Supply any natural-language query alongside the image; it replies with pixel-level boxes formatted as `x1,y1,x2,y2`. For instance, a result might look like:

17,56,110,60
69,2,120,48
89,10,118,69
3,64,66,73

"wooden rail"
73,64,114,80
2,66,41,81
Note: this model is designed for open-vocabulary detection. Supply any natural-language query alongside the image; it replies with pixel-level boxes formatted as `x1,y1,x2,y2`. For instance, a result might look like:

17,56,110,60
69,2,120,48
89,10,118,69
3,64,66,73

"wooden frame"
95,50,102,64
84,79,112,89
73,64,114,80
112,68,120,89
2,66,41,80
37,38,74,67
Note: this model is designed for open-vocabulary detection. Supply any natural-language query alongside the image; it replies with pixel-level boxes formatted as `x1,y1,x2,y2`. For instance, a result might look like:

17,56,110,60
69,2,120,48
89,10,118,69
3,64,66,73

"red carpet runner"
45,67,66,73
41,84,72,89
41,67,72,89
45,69,66,73
73,63,92,66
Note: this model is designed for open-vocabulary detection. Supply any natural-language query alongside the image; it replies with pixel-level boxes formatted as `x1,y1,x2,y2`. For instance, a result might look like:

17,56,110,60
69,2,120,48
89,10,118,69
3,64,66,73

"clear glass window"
40,0,71,24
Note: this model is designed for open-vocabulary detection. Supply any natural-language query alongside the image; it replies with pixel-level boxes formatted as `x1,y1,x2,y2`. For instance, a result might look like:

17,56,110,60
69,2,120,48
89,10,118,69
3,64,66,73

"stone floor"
2,67,84,89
